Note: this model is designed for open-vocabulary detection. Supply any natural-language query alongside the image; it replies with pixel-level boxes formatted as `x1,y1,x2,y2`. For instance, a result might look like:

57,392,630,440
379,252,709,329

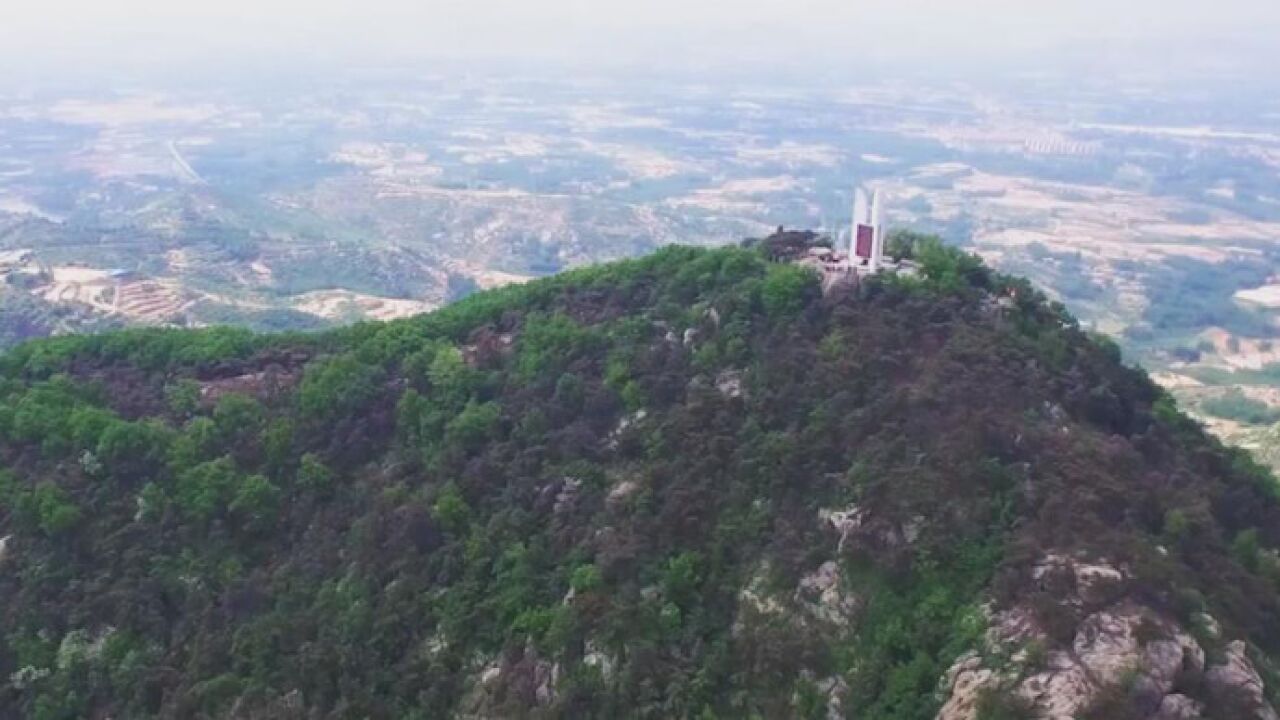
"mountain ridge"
1,239,1278,719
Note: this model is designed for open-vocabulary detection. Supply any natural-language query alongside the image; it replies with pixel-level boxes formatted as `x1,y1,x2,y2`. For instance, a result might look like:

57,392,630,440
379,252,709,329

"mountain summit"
1,240,1278,719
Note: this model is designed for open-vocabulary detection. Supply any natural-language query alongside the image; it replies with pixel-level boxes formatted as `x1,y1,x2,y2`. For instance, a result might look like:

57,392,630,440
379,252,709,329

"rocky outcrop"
227,689,307,720
810,674,849,720
553,477,581,516
1031,552,1129,607
736,555,862,632
937,554,1277,720
458,645,562,718
606,478,640,507
736,562,786,621
715,368,744,398
1071,606,1144,687
1014,650,1096,718
818,504,866,554
461,328,515,368
1205,641,1280,720
795,560,860,626
818,504,918,558
583,639,616,681
938,653,1001,720
1151,694,1203,720
605,408,647,450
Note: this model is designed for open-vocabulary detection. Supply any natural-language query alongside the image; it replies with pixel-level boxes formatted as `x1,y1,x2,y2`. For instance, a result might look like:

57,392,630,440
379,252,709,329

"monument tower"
850,187,885,272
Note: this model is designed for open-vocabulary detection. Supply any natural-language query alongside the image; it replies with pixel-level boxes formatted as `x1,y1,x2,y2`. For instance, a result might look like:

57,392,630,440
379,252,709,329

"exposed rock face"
937,554,1277,720
795,560,860,626
1032,552,1129,607
583,640,615,681
1205,641,1280,720
818,503,916,558
197,366,300,406
736,556,862,632
937,653,998,720
461,328,515,368
705,306,722,329
1151,694,1203,720
227,689,307,720
811,674,849,720
1148,634,1206,686
818,504,866,554
605,408,647,450
459,646,562,718
736,562,786,621
553,477,582,515
1017,649,1098,718
1014,602,1207,718
715,368,744,398
732,559,858,720
1072,604,1146,687
606,478,640,507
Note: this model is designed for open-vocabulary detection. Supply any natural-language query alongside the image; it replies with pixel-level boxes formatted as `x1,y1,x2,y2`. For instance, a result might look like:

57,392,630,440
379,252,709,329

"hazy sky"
3,0,1279,82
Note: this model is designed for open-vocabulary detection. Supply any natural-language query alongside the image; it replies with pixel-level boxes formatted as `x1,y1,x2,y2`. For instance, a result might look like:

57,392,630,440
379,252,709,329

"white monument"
850,187,885,272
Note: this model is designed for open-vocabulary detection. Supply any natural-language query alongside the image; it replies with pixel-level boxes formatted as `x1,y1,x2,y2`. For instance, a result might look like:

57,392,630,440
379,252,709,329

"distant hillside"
1,241,1279,719
0,285,122,351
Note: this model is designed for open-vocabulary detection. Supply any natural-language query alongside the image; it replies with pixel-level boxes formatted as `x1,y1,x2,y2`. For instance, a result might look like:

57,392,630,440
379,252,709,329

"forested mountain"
1,240,1279,719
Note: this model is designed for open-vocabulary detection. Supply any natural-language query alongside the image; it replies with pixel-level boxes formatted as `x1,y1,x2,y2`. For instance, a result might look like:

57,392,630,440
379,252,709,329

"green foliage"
168,416,220,469
229,474,281,528
2,326,262,380
0,469,15,508
885,229,930,261
844,549,999,719
445,400,502,451
212,393,265,444
661,551,703,609
515,313,601,380
1232,529,1263,573
913,235,992,293
1153,393,1201,438
67,405,115,451
760,263,817,318
174,456,238,521
298,354,385,421
165,379,201,417
427,344,479,398
570,563,603,593
262,418,295,477
7,376,91,456
296,452,334,493
1163,508,1192,545
136,482,166,522
190,673,244,715
95,420,173,483
432,482,470,534
13,482,83,536
489,541,544,628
